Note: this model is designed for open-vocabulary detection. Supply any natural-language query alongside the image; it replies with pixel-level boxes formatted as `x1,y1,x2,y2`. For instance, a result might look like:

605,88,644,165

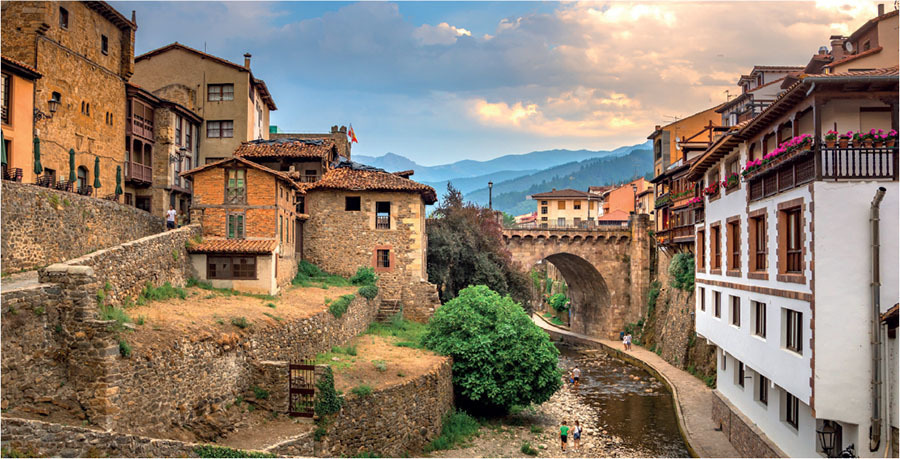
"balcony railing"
375,215,390,229
295,174,319,183
125,161,152,184
508,220,629,230
656,224,695,245
820,146,897,180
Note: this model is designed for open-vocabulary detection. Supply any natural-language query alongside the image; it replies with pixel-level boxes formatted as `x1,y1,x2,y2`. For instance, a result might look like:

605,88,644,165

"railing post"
814,100,822,180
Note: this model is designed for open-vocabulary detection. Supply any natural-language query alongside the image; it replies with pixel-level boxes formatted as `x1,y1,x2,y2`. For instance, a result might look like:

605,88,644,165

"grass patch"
328,294,355,318
424,410,481,452
372,360,387,372
262,312,283,322
293,261,352,288
331,344,358,356
100,305,131,328
231,317,250,329
265,302,277,309
313,351,354,370
138,282,187,304
193,445,275,458
530,425,543,434
350,385,373,397
365,315,425,348
550,316,564,326
520,441,538,456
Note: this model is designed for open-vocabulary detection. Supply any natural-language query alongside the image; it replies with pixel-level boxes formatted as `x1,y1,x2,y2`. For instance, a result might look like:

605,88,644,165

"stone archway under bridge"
502,215,653,339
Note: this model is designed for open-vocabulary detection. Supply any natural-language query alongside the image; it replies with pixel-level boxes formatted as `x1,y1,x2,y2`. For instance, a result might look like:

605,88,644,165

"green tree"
669,253,695,292
422,285,562,413
547,293,570,312
501,212,516,227
427,184,529,305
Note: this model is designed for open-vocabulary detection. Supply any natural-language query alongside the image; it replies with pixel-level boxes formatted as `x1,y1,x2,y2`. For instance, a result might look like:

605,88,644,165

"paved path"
0,270,40,292
533,314,740,458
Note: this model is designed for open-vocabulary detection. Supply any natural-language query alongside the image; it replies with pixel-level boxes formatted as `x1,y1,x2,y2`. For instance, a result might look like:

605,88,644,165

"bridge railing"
505,220,629,231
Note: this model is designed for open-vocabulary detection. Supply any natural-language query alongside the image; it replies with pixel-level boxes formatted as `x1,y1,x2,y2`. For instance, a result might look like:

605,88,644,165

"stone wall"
312,359,454,457
711,390,784,458
0,416,271,458
38,224,201,306
1,181,164,273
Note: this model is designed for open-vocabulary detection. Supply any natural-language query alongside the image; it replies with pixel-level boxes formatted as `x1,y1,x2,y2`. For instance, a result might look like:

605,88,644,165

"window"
279,215,283,244
730,296,741,327
185,123,192,150
750,214,766,272
784,208,802,273
785,309,803,353
728,219,740,271
713,291,721,318
573,200,582,210
376,249,391,268
753,301,766,338
1,72,9,125
696,229,705,270
699,287,706,311
737,361,746,387
375,201,390,229
175,116,182,146
208,255,256,280
785,392,799,429
558,201,566,210
227,213,244,239
225,169,246,204
101,35,108,55
345,196,361,211
59,7,69,29
726,157,740,178
573,217,582,227
557,217,566,227
207,120,234,138
77,166,88,191
208,84,234,101
757,375,769,406
711,225,722,270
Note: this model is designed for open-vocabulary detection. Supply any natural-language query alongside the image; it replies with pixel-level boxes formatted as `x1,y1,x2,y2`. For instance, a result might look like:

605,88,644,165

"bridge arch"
540,253,612,337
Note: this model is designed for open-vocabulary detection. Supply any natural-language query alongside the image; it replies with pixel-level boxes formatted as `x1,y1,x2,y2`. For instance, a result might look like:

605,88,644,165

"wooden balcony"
125,161,152,184
820,146,897,180
295,174,319,183
656,224,695,246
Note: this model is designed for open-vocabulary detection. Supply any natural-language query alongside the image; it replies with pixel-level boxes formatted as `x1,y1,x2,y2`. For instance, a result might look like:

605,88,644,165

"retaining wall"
1,181,164,272
711,390,783,458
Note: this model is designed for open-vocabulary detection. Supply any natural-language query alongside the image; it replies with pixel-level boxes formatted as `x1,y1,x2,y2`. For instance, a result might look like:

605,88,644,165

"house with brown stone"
131,43,277,165
269,125,353,160
1,0,136,194
182,156,300,295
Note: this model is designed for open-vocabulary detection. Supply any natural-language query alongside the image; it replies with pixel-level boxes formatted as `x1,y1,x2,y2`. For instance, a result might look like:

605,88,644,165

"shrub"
350,267,377,286
372,360,387,372
548,293,570,312
314,366,343,416
328,294,355,318
530,425,543,434
424,410,481,452
231,317,250,329
520,441,538,456
251,386,269,400
669,253,695,292
100,305,131,327
298,260,324,277
118,339,132,357
193,445,274,458
422,285,562,412
357,284,378,300
331,344,357,356
139,282,188,303
350,385,373,397
313,426,327,441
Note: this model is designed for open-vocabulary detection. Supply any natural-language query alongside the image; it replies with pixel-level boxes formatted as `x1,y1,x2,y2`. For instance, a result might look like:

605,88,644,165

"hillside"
460,149,654,216
423,169,539,196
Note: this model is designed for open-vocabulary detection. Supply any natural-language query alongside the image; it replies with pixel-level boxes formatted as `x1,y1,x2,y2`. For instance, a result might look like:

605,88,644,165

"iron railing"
820,146,897,180
375,215,390,229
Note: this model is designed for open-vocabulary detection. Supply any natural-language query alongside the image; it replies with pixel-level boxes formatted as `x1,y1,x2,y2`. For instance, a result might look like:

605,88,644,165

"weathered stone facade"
1,181,164,273
312,359,454,457
304,189,440,320
711,390,784,458
502,214,653,339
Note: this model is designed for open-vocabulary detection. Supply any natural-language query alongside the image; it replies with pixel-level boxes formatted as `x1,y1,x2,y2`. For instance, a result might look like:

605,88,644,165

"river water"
557,344,691,458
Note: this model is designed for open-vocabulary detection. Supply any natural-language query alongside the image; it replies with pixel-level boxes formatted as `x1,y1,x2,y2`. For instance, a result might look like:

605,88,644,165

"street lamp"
34,96,60,122
817,421,838,457
488,181,493,209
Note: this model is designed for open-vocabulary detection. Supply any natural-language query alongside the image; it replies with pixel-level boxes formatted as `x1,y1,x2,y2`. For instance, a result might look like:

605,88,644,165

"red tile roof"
1,56,42,79
307,166,437,204
816,65,899,78
180,156,301,190
529,188,594,199
825,46,884,69
598,210,630,221
234,138,336,160
187,239,277,254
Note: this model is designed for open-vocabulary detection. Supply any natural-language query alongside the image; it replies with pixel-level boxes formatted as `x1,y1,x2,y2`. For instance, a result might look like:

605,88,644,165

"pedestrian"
624,332,633,351
566,370,574,386
572,366,581,388
559,420,569,452
572,420,582,452
166,205,177,230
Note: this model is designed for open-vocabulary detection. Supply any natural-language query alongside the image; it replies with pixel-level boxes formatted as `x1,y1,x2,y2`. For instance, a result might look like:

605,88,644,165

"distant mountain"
423,169,539,196
459,149,654,216
354,141,650,184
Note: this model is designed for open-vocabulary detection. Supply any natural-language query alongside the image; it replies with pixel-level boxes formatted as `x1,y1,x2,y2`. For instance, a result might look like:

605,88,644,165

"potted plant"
703,182,720,197
825,130,838,148
840,131,853,148
887,129,898,148
723,172,740,189
873,129,885,148
862,129,877,148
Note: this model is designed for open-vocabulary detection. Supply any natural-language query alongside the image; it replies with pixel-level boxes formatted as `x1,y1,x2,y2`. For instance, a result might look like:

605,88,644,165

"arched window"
77,166,88,191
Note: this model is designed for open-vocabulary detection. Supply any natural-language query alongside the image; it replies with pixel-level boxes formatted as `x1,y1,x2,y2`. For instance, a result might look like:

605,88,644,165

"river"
557,344,691,458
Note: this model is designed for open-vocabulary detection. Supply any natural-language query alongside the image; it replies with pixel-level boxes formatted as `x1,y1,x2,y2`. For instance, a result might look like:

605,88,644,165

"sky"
114,1,881,166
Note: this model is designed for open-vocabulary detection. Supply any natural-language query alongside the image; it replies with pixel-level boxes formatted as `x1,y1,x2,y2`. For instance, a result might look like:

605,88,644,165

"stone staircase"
375,299,402,323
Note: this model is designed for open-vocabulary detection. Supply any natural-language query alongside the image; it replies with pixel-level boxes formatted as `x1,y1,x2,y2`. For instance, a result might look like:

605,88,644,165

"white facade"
695,96,899,457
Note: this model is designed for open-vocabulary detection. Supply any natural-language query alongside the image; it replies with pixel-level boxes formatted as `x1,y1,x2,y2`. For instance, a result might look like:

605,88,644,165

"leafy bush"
357,284,378,300
668,253,695,292
231,317,250,329
314,366,343,416
193,445,275,458
251,386,269,400
548,293,570,312
100,305,131,328
350,267,377,286
351,385,373,397
424,410,481,452
118,339,132,358
422,285,562,412
139,282,188,302
331,344,357,356
328,294,355,318
372,360,387,372
313,426,327,441
520,441,538,456
647,280,662,312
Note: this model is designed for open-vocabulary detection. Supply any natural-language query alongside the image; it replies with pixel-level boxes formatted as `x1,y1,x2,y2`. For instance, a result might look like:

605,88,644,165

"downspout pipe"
869,186,886,452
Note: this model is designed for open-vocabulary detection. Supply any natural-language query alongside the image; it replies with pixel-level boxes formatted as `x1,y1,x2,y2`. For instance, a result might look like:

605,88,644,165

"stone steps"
375,299,402,323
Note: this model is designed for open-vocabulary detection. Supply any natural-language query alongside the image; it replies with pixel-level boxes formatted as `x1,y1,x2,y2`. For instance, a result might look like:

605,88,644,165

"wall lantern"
817,421,837,457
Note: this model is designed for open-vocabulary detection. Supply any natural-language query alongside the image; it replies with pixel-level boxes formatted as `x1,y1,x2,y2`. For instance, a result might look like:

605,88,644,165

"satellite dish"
844,41,854,53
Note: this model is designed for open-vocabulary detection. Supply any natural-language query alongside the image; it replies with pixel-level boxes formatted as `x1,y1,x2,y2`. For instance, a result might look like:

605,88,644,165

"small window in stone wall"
59,7,69,29
375,201,390,229
377,249,390,268
345,196,361,211
101,35,108,55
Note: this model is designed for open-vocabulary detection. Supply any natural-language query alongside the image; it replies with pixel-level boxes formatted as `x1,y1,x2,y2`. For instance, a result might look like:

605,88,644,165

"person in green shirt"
560,420,569,452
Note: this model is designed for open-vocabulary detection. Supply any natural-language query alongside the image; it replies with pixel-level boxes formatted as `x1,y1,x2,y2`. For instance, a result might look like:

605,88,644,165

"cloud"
413,22,472,46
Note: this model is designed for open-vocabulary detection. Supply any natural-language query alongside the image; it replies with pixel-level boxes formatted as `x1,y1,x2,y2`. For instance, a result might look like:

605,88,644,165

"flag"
348,124,358,143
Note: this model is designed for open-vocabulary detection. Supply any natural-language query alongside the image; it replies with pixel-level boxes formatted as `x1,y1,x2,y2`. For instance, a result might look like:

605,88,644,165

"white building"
689,65,899,458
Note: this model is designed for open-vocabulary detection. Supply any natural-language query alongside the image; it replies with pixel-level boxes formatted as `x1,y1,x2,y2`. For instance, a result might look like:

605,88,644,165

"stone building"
183,156,299,295
527,188,600,228
270,125,352,160
1,56,42,182
131,43,277,165
1,0,136,194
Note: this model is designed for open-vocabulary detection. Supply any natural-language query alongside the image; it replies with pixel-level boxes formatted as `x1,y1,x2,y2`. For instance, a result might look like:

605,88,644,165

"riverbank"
533,313,740,458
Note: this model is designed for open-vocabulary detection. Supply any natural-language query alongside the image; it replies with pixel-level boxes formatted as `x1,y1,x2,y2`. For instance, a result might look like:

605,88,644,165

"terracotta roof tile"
825,46,885,69
598,210,630,221
307,165,437,204
187,239,277,254
235,138,335,160
815,65,899,77
181,156,300,190
529,188,594,199
1,56,42,79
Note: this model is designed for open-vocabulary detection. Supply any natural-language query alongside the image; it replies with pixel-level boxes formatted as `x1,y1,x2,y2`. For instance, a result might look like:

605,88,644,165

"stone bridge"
502,215,652,339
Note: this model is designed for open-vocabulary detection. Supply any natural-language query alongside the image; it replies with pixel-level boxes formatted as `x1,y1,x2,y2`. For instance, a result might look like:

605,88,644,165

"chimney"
830,35,847,61
243,53,252,69
551,188,556,191
131,10,136,24
878,3,884,16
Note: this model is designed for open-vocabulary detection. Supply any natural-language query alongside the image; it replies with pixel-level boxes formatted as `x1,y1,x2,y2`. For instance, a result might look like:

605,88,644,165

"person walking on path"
166,206,177,230
572,420,582,452
560,420,569,452
572,366,581,387
624,332,633,351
